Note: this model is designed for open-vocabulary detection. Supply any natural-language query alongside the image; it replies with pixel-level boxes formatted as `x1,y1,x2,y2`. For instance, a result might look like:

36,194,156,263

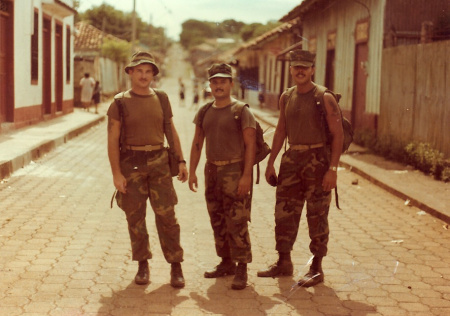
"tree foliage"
180,18,280,49
77,4,169,51
101,38,131,63
240,21,282,41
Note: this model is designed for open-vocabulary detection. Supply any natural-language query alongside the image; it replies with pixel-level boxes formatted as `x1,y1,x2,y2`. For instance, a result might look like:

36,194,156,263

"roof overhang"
280,0,331,22
276,41,303,61
42,0,77,18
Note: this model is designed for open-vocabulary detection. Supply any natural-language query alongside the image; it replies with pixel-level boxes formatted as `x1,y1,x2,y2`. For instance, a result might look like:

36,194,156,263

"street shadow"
190,277,281,315
97,282,189,315
275,280,377,315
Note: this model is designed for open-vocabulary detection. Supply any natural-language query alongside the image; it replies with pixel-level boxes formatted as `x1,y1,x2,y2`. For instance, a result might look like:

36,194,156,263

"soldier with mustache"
107,52,187,288
188,63,256,290
258,50,344,287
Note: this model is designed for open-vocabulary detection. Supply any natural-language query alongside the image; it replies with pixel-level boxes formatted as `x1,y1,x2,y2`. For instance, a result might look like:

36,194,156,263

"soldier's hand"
237,174,252,198
322,170,337,191
178,163,188,183
189,174,198,192
265,164,277,186
113,173,127,194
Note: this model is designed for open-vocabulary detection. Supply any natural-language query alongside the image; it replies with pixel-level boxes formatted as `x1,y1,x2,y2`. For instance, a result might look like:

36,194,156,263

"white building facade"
0,0,76,132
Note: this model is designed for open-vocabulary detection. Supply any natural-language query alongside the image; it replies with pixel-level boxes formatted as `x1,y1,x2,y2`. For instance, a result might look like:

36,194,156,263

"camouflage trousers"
274,148,331,257
204,161,252,263
116,149,183,263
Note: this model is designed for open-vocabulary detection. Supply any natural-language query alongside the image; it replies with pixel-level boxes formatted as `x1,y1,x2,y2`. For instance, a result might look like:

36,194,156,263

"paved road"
0,45,449,315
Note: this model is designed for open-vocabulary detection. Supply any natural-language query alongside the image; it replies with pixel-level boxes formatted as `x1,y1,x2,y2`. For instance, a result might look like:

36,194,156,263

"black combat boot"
204,257,236,278
170,262,185,288
257,252,293,277
135,260,149,285
297,256,324,287
231,263,247,290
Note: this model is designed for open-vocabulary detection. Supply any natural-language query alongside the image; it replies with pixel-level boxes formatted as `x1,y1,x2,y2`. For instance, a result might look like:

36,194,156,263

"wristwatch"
329,166,337,172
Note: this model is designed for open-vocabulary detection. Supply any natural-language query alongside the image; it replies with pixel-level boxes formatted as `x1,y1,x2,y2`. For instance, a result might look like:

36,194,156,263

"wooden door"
352,42,368,130
0,0,12,123
325,49,335,91
42,17,51,115
55,23,63,112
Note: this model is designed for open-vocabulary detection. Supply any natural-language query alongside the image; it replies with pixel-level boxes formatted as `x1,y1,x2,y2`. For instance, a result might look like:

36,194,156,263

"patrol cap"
289,49,316,67
208,63,232,80
124,51,159,75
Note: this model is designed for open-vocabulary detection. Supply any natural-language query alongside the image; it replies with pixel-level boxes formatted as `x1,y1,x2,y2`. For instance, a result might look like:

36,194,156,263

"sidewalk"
0,106,106,180
1,103,448,224
252,107,450,224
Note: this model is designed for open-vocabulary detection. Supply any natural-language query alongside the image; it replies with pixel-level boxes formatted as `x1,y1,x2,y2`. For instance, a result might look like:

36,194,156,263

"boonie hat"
289,49,316,67
208,63,232,80
124,51,159,75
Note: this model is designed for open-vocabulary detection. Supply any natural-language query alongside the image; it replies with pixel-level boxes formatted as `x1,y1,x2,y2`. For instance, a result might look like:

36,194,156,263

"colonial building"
280,0,449,138
0,0,77,132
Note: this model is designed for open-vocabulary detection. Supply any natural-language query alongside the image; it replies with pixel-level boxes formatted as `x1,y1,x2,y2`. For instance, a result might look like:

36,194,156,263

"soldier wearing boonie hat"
124,51,160,75
107,51,187,289
258,48,344,288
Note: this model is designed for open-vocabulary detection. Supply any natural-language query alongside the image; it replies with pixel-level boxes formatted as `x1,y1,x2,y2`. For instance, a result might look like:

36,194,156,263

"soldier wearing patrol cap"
188,63,257,290
107,51,188,288
257,49,344,287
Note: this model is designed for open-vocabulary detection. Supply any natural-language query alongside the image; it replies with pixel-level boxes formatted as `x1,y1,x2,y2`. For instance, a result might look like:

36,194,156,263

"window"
66,26,71,82
31,10,39,83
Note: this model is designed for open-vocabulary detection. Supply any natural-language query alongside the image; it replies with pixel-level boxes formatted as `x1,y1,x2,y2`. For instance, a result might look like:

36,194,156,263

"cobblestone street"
0,45,449,315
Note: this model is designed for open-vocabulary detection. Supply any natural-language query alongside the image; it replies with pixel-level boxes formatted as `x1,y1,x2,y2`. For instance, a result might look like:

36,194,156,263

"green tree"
218,19,245,36
180,19,217,49
240,23,263,41
101,38,131,63
77,3,169,51
240,21,282,41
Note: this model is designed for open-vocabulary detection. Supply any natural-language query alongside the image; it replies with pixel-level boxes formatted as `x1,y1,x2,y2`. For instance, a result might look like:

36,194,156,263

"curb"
0,116,105,180
339,160,450,224
253,111,449,225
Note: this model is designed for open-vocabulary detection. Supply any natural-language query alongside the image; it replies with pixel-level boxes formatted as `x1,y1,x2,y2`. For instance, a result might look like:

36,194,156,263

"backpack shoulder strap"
114,91,127,153
153,88,176,149
283,86,296,106
233,101,249,125
233,101,251,132
153,89,171,123
197,101,214,128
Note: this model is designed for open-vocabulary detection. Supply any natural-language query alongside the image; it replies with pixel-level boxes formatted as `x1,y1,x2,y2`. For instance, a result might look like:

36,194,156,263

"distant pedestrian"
91,81,101,114
257,49,344,287
188,63,256,290
79,73,95,111
258,84,265,109
179,78,186,107
107,51,188,288
202,80,212,101
191,80,199,110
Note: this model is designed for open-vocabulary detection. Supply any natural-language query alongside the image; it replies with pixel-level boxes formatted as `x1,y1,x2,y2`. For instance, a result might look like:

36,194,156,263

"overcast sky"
77,0,301,40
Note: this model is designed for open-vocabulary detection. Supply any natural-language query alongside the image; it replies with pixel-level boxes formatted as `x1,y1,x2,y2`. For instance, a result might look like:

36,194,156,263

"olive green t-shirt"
107,90,171,146
193,101,256,161
285,86,326,145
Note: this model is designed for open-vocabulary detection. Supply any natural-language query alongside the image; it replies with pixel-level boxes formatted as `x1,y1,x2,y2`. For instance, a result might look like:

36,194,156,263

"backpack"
284,85,354,210
285,85,354,153
197,101,271,184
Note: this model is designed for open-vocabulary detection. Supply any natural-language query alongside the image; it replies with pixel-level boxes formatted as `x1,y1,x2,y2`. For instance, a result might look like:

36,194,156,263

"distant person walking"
91,81,101,114
179,78,186,107
79,73,95,111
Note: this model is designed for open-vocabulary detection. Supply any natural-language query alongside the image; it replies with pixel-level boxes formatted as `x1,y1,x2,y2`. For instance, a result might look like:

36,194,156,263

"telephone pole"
131,0,136,52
